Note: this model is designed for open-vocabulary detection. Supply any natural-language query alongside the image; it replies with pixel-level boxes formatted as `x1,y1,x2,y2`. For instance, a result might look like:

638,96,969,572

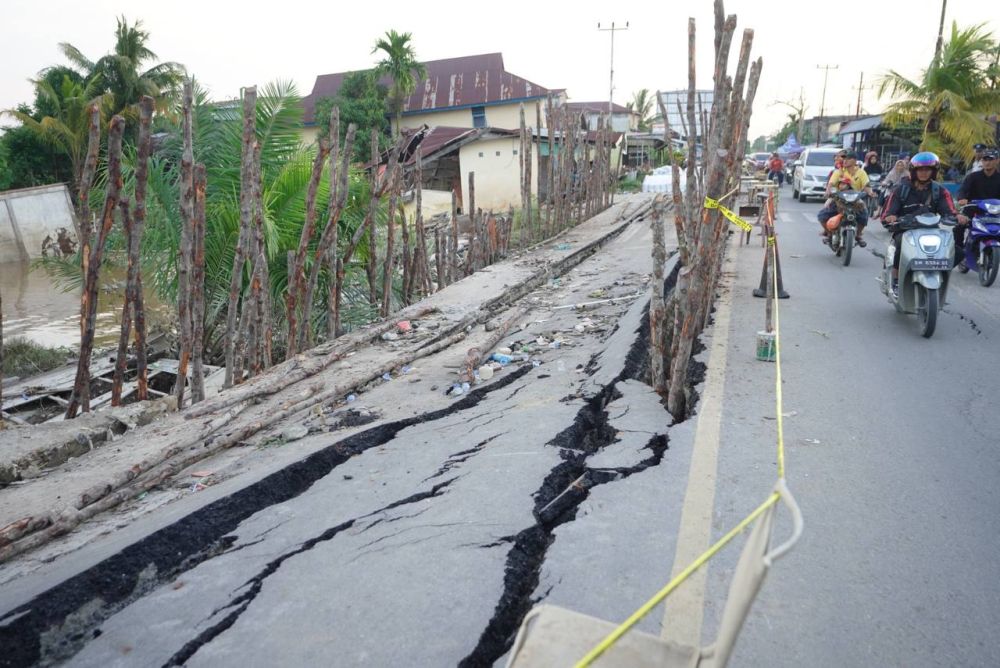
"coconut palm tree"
60,16,185,124
371,30,427,138
877,22,1000,163
4,74,101,195
628,89,655,131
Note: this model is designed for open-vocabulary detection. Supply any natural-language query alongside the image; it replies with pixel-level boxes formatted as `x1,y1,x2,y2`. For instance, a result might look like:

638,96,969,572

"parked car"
744,152,770,173
792,147,841,202
642,165,687,193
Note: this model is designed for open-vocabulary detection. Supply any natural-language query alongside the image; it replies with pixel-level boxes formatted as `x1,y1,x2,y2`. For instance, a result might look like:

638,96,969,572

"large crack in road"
1,367,532,667
0,207,712,668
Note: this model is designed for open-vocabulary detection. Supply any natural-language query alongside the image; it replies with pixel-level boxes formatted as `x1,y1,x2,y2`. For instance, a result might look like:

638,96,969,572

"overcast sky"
2,0,996,141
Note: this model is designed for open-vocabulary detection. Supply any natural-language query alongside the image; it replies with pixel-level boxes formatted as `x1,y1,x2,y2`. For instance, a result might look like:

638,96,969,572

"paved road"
703,189,1000,667
3,190,998,667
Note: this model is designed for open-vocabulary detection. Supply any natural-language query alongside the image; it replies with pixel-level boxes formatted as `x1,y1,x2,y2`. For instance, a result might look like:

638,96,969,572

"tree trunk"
111,96,153,406
174,81,195,405
251,142,272,371
287,121,332,358
76,105,101,276
381,162,399,317
190,163,207,403
366,130,380,307
649,194,669,394
224,86,257,388
66,116,125,419
465,172,476,275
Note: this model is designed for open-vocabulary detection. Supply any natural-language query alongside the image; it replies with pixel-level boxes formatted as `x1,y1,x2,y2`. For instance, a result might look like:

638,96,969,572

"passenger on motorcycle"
818,153,875,246
967,143,989,175
955,147,1000,272
881,152,957,290
767,153,785,185
863,151,884,176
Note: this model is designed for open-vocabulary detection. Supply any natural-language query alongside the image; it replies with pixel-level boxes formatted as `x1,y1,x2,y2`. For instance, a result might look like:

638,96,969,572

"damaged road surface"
0,195,704,667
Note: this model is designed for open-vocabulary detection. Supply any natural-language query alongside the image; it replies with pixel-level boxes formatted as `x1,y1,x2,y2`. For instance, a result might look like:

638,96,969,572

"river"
0,260,170,351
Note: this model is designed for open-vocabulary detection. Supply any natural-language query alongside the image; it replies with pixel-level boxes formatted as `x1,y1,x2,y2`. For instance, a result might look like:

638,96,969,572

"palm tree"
60,16,186,123
4,74,100,194
877,22,1000,163
371,30,427,138
627,89,654,131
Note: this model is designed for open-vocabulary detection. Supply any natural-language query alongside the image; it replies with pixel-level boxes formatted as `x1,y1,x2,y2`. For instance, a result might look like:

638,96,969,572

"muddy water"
0,260,171,350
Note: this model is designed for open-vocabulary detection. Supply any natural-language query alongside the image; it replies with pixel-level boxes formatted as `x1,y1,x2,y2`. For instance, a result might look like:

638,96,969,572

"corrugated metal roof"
564,101,631,115
302,53,553,124
837,115,883,135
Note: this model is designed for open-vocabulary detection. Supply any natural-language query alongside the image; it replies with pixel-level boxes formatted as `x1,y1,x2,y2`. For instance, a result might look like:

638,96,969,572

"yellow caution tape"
704,196,753,232
574,214,794,667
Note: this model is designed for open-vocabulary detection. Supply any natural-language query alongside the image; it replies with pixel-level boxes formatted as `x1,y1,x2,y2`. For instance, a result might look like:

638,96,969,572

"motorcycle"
866,173,883,217
880,212,956,338
823,190,867,266
960,199,1000,287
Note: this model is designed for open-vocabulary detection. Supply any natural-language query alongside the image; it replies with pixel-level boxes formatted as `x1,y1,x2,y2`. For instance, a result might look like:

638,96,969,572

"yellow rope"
573,191,791,666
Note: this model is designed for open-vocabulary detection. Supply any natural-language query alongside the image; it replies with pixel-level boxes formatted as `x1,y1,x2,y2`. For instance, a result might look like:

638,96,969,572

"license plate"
911,258,950,270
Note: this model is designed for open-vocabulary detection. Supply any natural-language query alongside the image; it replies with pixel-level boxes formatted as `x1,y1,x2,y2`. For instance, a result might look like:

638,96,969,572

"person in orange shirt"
767,152,785,185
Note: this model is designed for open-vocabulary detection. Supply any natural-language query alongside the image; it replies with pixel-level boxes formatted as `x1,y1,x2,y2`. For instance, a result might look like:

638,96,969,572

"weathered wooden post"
190,163,207,403
225,85,257,388
66,115,125,418
286,112,332,357
111,96,153,406
174,81,195,404
366,130,380,308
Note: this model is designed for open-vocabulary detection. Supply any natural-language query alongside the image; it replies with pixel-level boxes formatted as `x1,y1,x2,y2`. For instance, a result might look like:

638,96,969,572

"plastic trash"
382,331,399,341
397,320,412,333
382,372,392,381
491,353,513,366
346,394,357,403
401,365,413,374
478,365,495,380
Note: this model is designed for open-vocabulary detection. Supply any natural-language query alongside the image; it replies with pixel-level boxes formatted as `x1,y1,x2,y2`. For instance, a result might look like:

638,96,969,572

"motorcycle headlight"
984,203,1000,215
917,234,942,253
840,192,861,203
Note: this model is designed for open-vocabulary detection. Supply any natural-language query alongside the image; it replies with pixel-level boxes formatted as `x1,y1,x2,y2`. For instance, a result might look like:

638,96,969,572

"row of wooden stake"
45,84,618,420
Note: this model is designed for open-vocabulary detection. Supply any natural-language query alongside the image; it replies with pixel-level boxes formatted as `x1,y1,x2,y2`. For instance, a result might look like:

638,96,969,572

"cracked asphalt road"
2,197,695,667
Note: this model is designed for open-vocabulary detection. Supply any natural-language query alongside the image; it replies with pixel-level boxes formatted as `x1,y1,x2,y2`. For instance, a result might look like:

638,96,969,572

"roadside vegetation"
1,338,72,378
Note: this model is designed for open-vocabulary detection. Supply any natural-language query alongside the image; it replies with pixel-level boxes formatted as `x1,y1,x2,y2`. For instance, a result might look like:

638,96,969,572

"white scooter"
880,213,956,338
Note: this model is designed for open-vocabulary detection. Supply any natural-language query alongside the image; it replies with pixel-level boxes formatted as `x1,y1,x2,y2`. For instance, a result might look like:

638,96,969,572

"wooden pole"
66,115,125,418
76,105,101,285
224,86,257,388
380,161,399,317
466,172,476,275
110,96,153,406
190,163,207,403
174,81,195,405
286,121,332,358
251,142,272,371
450,189,459,282
366,130,380,307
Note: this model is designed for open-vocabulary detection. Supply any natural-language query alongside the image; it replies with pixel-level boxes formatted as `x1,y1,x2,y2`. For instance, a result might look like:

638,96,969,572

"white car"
642,166,688,193
792,147,841,202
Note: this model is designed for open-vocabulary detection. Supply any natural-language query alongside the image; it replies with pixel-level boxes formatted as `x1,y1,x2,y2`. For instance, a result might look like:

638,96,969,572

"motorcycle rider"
767,152,785,185
881,152,958,292
863,151,884,176
955,147,1000,272
818,152,875,246
967,143,988,175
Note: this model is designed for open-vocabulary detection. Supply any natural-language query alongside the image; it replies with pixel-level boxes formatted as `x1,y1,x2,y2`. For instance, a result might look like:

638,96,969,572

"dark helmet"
983,148,999,161
909,151,939,181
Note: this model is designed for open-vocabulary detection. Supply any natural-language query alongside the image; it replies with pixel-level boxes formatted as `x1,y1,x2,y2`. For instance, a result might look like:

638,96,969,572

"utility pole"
816,64,839,146
853,72,865,116
598,21,629,127
934,0,948,65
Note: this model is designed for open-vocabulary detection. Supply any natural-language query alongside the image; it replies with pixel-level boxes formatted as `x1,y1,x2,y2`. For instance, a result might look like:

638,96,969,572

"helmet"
909,151,939,180
839,176,854,188
865,151,878,161
983,148,999,160
825,213,843,231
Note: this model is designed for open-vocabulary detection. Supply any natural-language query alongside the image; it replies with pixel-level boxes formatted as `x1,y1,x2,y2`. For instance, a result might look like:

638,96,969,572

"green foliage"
1,337,72,377
628,89,654,131
0,120,74,190
371,30,426,137
617,177,642,193
878,22,1000,164
60,15,185,125
313,70,391,162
